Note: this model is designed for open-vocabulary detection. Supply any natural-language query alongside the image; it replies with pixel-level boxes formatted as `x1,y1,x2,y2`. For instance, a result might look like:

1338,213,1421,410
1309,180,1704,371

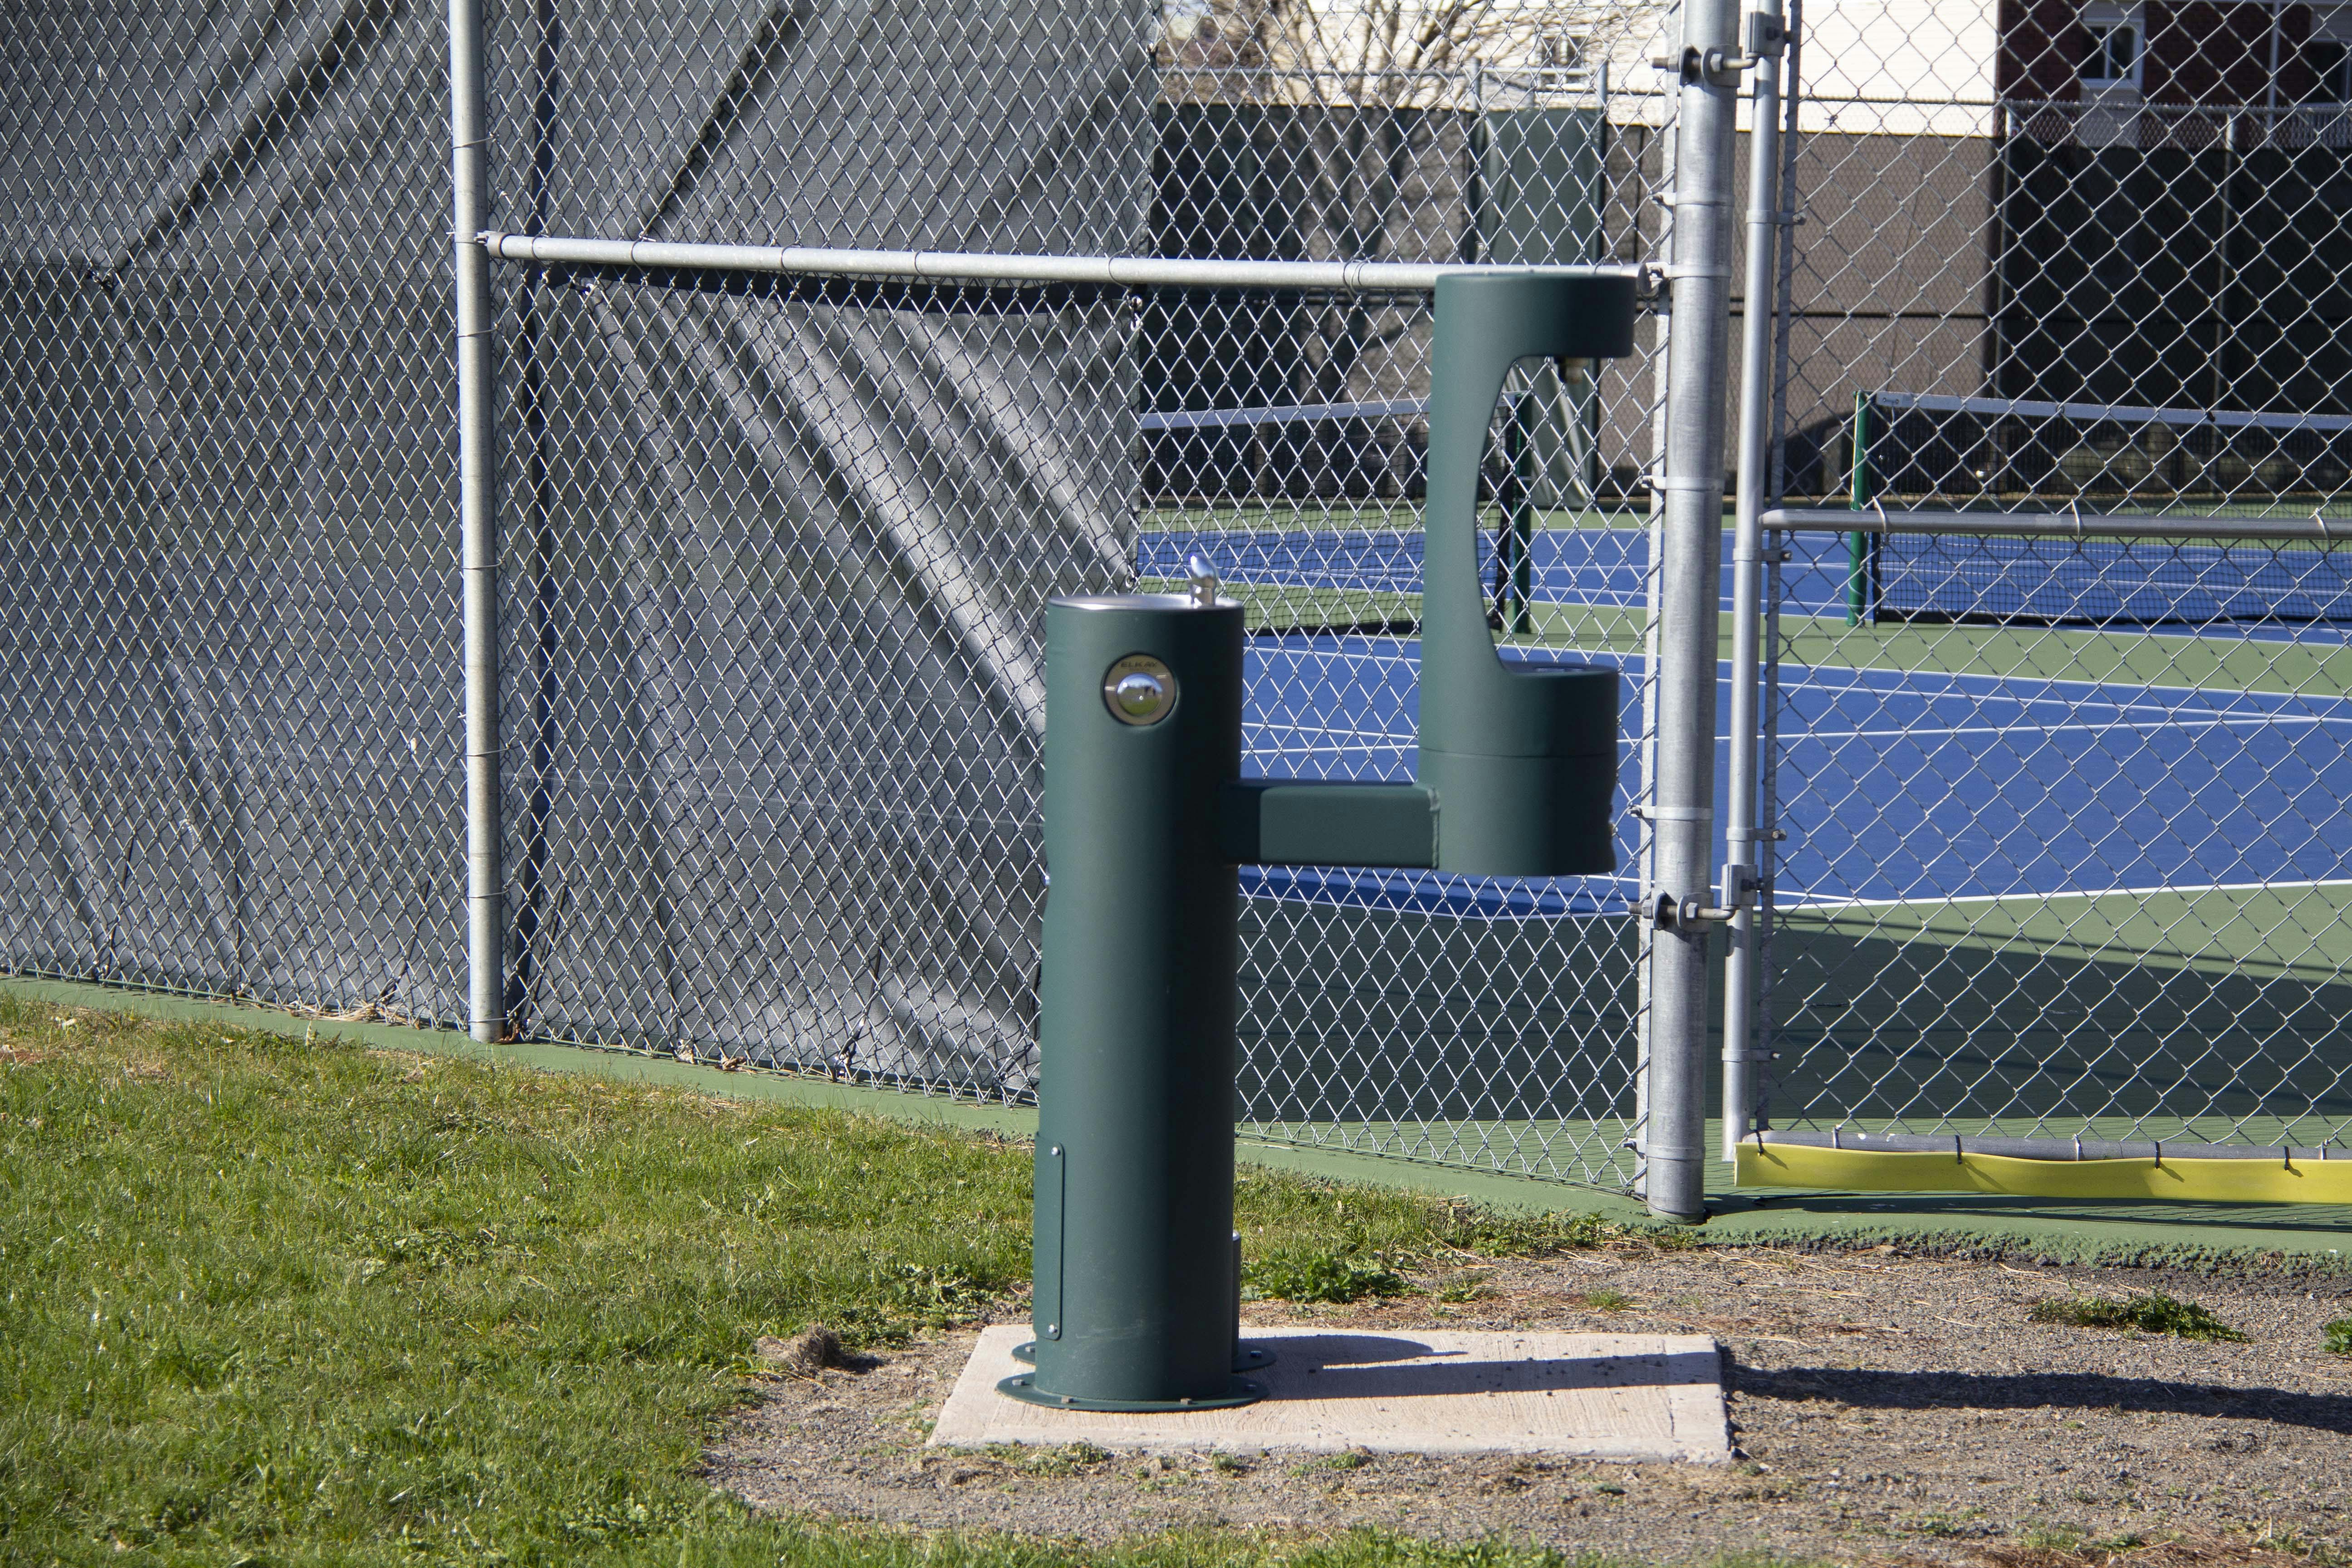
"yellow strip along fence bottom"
1736,1143,2352,1205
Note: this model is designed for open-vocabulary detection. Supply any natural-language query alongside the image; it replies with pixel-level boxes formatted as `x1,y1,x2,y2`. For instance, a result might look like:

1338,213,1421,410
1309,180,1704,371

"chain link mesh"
0,0,1693,1194
1758,0,2352,1150
0,2,466,1024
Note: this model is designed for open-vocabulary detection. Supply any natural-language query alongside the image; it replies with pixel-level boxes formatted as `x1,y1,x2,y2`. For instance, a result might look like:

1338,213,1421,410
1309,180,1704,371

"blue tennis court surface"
1149,527,2352,638
1239,637,2352,915
1144,527,1853,614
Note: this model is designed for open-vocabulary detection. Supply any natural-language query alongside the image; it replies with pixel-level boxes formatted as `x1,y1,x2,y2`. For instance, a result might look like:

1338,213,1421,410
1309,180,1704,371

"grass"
2026,1292,2249,1341
0,990,1641,1568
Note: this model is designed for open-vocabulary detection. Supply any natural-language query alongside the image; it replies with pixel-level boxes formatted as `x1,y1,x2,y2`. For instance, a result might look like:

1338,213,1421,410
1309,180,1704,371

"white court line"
1270,715,2333,752
1780,659,2352,706
1250,649,2352,718
1782,875,2352,911
1246,724,1416,745
1265,657,2352,725
1796,712,2352,744
1256,713,2340,750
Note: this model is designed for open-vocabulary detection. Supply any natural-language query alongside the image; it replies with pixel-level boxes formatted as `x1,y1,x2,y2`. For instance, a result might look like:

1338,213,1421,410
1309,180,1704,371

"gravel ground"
709,1243,2352,1563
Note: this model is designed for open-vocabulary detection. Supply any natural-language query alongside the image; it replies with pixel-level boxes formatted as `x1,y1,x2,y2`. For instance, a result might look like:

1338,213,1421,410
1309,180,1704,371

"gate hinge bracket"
1744,11,1790,59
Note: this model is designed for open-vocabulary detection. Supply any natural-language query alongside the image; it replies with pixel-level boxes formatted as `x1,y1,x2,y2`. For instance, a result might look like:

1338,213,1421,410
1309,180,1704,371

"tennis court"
1238,634,2352,909
1213,519,2352,1155
1197,521,2352,901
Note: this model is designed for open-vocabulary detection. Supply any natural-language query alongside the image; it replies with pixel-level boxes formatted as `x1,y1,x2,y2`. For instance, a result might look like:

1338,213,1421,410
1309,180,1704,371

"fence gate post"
449,0,503,1043
1646,0,1743,1221
1723,0,1789,1159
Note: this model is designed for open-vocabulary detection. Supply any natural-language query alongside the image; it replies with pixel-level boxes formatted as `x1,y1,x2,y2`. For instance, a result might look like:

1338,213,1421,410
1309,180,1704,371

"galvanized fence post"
1723,0,1788,1159
449,0,503,1043
1646,0,1744,1221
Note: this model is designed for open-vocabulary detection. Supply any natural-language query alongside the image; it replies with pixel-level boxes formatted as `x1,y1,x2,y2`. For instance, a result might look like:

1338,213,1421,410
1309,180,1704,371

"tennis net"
1851,391,2352,509
1135,381,1626,633
1838,390,2352,625
1863,533,2352,626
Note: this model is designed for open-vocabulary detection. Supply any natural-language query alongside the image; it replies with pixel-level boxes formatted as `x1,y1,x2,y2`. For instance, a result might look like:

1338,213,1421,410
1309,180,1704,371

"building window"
2310,41,2352,100
2306,9,2352,103
2081,3,2143,89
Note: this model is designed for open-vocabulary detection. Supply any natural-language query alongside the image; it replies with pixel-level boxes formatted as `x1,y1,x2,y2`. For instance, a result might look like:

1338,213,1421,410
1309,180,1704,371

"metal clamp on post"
1649,10,1790,79
1642,851,1754,931
1650,890,1736,930
1651,42,1764,82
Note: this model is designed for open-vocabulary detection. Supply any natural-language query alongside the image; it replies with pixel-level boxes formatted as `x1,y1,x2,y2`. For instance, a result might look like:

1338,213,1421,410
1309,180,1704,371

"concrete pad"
929,1326,1729,1462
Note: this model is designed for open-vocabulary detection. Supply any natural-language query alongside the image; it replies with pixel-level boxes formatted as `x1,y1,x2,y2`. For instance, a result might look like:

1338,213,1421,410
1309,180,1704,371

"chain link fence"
29,0,2342,1198
2,0,1708,1196
1749,0,2352,1155
0,3,467,1025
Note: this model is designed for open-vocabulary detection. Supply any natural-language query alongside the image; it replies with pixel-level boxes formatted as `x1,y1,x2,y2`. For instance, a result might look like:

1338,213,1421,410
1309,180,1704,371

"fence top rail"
478,232,1650,294
1762,506,2352,543
1875,390,2352,436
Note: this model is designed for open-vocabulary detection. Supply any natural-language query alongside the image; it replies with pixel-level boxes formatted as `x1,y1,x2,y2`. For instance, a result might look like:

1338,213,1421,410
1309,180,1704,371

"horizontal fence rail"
480,232,1650,294
1764,508,2352,541
1875,391,2352,438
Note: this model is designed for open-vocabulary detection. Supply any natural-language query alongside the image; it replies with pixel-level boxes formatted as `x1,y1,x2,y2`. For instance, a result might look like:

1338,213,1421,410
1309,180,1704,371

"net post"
1846,390,1879,627
450,0,503,1044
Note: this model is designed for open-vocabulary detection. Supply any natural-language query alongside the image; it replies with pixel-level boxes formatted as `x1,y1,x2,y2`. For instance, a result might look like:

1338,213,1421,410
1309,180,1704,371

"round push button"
1102,653,1177,725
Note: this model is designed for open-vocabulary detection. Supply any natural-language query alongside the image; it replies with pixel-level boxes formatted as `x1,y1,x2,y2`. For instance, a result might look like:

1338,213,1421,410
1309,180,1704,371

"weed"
1024,1443,1112,1477
1434,1269,1494,1303
1904,1509,1989,1539
2028,1291,2247,1342
1245,1248,1409,1304
2324,1317,2352,1357
1578,1289,1635,1312
1632,1223,1704,1252
2015,1523,2092,1551
1292,1450,1373,1477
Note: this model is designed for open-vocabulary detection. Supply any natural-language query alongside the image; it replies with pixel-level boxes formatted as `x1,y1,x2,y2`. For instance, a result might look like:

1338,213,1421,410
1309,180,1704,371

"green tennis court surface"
1164,505,2352,1172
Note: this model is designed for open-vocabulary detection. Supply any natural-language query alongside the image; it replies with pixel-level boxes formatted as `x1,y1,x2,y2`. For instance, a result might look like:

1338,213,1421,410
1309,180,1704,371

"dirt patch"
708,1244,2352,1563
